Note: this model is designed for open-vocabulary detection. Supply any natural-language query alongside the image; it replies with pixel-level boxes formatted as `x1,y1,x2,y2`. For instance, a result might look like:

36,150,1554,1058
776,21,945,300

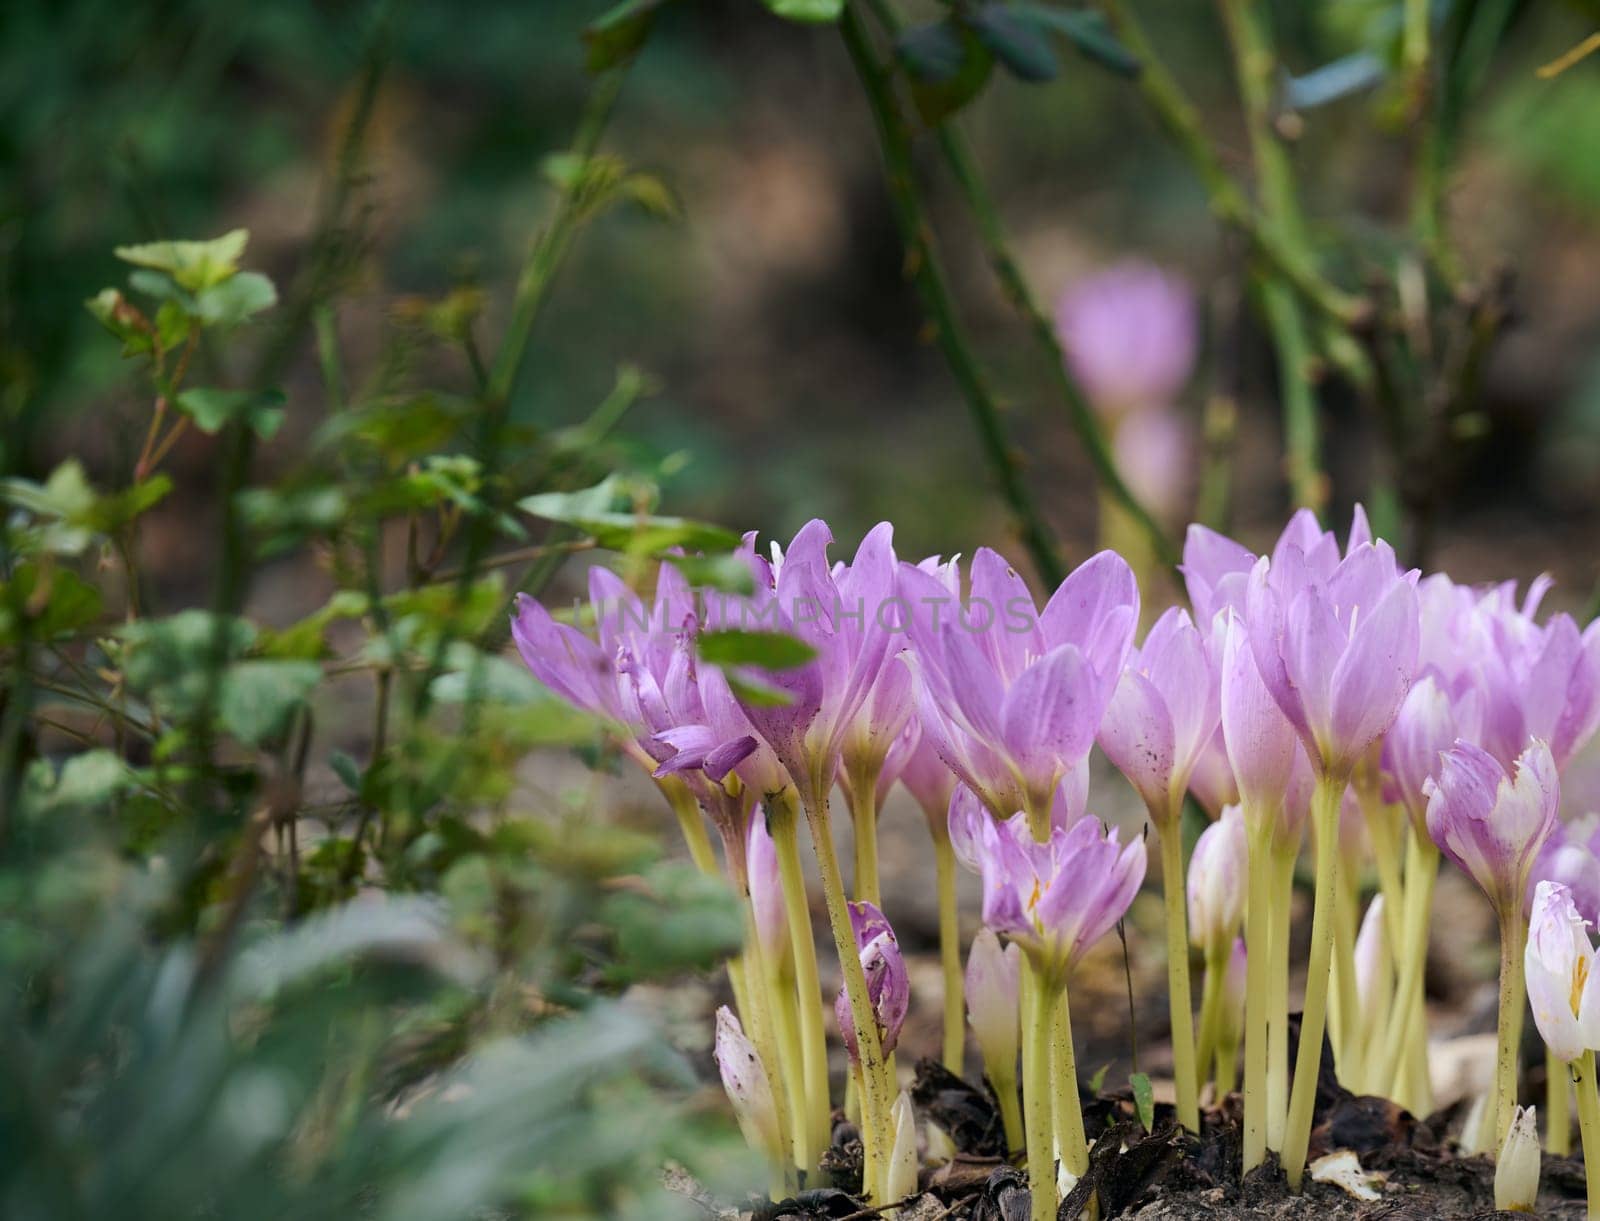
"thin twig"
1098,0,1368,333
839,6,1065,586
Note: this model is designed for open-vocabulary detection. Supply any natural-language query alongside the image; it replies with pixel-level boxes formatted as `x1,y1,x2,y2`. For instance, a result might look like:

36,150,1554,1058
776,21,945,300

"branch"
839,7,1065,586
1098,0,1369,332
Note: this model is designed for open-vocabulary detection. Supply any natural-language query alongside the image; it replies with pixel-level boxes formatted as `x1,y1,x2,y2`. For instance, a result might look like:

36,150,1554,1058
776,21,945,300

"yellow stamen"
1539,32,1600,79
1572,956,1591,1021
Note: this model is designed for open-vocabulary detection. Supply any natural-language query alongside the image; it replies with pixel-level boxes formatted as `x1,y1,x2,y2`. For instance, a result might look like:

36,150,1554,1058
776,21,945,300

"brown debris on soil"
736,1053,1588,1220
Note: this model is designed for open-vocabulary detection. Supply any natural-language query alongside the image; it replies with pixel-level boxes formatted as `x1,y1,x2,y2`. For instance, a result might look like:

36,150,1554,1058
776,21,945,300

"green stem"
741,894,798,1190
1492,909,1527,1156
1097,0,1367,332
1283,771,1349,1190
933,833,966,1074
1574,1051,1600,1217
803,786,895,1202
1331,868,1361,1085
487,67,626,406
1243,825,1273,1172
929,117,1176,568
1549,1045,1572,1157
771,956,813,1171
1195,946,1226,1099
1159,821,1201,1132
1268,843,1295,1151
1378,835,1438,1098
837,6,1064,587
770,796,834,1167
1021,957,1059,1221
660,779,720,877
1051,986,1090,1182
847,768,882,907
1217,1020,1240,1098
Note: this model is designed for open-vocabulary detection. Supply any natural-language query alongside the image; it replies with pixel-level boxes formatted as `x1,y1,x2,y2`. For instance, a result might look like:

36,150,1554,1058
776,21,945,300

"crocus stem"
994,1061,1025,1156
846,761,882,907
804,788,895,1202
1243,825,1273,1172
1051,986,1090,1182
1574,1051,1600,1218
662,778,720,878
1268,843,1295,1151
741,893,798,1190
1549,1045,1572,1157
1195,947,1224,1099
771,955,813,1171
1283,770,1348,1191
1378,834,1439,1098
1158,821,1201,1132
1492,909,1528,1155
933,832,966,1074
1331,868,1362,1084
770,797,833,1167
1021,957,1058,1221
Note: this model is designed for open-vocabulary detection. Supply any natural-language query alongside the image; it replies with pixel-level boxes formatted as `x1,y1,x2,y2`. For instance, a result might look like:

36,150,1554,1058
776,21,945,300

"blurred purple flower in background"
1055,261,1197,415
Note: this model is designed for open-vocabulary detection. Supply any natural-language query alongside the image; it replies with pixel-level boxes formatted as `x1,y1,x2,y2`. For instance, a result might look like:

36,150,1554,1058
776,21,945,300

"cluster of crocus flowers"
513,508,1600,1214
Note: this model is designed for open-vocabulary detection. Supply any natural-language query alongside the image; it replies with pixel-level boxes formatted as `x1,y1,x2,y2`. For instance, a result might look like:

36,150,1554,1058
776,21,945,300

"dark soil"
733,1057,1588,1221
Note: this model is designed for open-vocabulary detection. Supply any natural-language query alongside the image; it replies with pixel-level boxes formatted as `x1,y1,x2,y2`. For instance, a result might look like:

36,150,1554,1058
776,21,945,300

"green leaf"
1087,1062,1111,1094
218,660,322,746
519,479,738,555
1007,4,1140,77
121,610,258,719
1130,1071,1154,1133
697,629,817,670
175,387,287,438
582,0,670,72
897,19,995,124
724,671,796,707
86,476,174,533
665,553,756,595
85,288,154,356
601,863,744,982
761,0,844,21
329,750,364,794
971,4,1060,81
193,271,278,327
114,229,250,292
0,564,104,643
620,172,681,221
23,750,138,815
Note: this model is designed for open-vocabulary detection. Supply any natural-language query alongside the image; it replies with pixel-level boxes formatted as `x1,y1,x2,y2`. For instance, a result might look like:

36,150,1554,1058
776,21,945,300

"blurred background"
6,3,1600,1211
6,0,1598,617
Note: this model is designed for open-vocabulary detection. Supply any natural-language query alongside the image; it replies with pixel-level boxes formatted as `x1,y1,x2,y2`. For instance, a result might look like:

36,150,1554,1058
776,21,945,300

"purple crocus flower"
1525,881,1600,1065
1182,524,1257,626
834,900,910,1063
1219,611,1304,842
1426,739,1560,921
1381,672,1483,836
1098,605,1220,826
707,521,900,811
974,810,1147,985
947,773,1087,872
1054,261,1197,415
1529,815,1600,927
1245,513,1420,779
902,548,1138,825
1478,606,1600,774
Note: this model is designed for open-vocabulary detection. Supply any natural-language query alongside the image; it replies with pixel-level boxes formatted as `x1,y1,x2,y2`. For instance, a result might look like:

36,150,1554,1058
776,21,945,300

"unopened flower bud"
885,1091,920,1205
835,901,909,1063
1494,1105,1540,1211
747,811,788,968
714,1006,781,1161
1188,804,1247,958
965,927,1021,1082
